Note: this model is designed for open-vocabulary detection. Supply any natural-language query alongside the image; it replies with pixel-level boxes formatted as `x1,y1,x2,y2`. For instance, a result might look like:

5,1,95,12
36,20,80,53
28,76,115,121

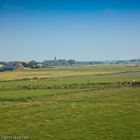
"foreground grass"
0,88,90,101
0,87,140,140
0,65,140,139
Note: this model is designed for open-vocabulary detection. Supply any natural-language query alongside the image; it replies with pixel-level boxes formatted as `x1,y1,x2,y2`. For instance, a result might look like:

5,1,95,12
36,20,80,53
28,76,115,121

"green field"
0,64,140,140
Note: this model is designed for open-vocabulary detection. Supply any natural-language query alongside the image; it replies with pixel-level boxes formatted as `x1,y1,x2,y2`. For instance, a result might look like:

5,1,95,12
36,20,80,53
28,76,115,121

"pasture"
0,64,140,140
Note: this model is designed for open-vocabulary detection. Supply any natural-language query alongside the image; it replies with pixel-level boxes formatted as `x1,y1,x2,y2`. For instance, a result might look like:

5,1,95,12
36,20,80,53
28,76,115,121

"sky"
0,0,140,61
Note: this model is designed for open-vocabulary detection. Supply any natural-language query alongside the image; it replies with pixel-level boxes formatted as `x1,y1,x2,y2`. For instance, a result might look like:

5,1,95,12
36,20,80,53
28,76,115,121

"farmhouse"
0,64,4,68
37,63,43,68
3,62,15,70
3,62,24,71
15,62,24,70
0,64,4,71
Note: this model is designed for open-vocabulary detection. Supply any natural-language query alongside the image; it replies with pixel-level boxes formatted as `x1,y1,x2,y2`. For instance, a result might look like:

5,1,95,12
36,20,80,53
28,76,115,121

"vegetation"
0,64,140,140
1,59,140,70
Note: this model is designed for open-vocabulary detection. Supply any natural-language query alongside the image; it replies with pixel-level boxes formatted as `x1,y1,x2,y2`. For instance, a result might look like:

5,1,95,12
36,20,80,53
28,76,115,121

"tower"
54,56,57,62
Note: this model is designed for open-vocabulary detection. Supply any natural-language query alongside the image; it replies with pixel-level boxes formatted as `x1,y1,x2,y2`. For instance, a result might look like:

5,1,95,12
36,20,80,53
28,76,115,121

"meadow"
0,64,140,140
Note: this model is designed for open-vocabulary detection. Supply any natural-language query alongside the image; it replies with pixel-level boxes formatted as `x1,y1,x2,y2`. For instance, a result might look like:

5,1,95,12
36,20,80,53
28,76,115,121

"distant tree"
0,61,6,65
68,59,76,65
88,61,94,65
21,62,29,67
28,60,38,68
0,67,4,72
62,59,68,65
57,59,63,66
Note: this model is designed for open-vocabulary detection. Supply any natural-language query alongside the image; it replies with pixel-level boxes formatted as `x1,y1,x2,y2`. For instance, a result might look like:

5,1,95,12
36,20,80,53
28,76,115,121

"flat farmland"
0,64,140,140
0,64,140,81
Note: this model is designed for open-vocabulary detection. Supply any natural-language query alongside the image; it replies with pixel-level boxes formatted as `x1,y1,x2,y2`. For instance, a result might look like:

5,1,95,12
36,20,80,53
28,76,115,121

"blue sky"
0,0,140,61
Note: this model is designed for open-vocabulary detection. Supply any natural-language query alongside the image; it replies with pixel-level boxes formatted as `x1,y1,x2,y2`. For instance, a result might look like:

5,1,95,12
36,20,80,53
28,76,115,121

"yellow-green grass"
0,87,140,140
0,70,115,81
0,64,139,81
0,88,89,101
0,71,140,90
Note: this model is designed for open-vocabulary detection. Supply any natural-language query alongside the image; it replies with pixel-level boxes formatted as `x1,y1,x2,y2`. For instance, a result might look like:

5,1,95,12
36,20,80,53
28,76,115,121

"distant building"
54,56,57,62
37,63,43,68
3,62,16,70
15,63,24,70
0,64,4,68
3,62,24,71
0,64,4,71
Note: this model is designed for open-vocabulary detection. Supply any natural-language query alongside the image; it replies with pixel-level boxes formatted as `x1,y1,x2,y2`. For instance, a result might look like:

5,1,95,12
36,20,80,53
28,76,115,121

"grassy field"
0,64,140,140
0,64,140,81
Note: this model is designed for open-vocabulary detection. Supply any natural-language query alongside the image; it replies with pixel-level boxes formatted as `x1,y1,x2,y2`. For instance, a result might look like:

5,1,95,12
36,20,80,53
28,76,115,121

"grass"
0,64,140,140
0,88,90,101
0,64,139,81
0,70,113,80
0,87,140,140
0,71,140,90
